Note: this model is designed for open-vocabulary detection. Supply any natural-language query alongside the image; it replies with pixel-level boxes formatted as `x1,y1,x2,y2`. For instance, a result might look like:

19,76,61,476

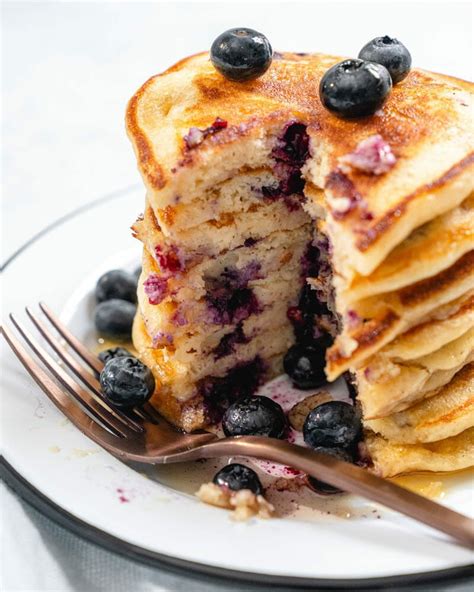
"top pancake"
126,51,474,278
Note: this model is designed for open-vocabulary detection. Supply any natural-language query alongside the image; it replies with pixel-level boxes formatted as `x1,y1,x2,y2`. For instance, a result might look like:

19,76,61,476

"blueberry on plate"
358,36,411,84
94,299,136,341
283,336,331,390
98,346,133,365
303,401,362,449
222,395,286,438
100,356,155,407
319,59,392,118
213,463,263,496
307,447,353,495
95,270,137,304
211,28,272,82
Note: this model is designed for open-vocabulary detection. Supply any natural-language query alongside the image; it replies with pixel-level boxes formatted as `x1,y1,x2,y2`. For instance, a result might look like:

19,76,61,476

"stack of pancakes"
127,52,473,476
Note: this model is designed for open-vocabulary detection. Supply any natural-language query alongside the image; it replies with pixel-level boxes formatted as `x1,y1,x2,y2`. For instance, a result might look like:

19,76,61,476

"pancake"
335,195,474,305
126,52,473,278
366,428,474,478
127,50,474,475
357,328,474,418
365,363,474,443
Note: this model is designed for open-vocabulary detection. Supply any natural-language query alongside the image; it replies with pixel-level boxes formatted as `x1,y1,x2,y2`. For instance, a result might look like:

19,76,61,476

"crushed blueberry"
205,262,262,325
100,356,155,407
212,322,249,359
222,395,287,438
154,244,184,274
143,273,169,305
213,463,263,495
325,169,363,219
338,135,396,175
261,122,310,207
184,118,228,149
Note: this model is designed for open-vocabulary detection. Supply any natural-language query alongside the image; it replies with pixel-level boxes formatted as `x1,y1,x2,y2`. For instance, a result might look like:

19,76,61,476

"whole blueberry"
358,36,411,84
213,463,263,495
98,347,133,365
94,299,136,341
303,401,362,449
319,59,392,118
307,447,353,494
95,270,137,304
283,338,331,390
211,28,272,82
100,356,155,407
222,395,286,438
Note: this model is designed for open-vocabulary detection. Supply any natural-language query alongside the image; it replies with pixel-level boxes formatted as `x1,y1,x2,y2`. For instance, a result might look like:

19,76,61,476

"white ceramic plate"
2,188,473,587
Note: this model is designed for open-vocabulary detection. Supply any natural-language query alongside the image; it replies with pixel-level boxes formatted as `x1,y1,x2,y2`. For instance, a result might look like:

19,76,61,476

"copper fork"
2,303,474,548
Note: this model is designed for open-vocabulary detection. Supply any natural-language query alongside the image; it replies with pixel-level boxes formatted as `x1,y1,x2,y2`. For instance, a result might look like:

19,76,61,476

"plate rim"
2,187,473,589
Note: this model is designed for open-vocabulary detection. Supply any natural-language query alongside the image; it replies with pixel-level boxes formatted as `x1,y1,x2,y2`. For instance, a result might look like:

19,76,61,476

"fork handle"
188,437,474,548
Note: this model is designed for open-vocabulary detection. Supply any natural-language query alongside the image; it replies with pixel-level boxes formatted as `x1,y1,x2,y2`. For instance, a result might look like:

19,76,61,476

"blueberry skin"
359,36,411,84
307,447,353,494
211,28,272,82
213,463,263,496
98,347,133,365
283,339,330,390
95,270,137,304
100,356,155,407
94,299,136,341
319,59,392,118
303,401,362,449
222,395,287,438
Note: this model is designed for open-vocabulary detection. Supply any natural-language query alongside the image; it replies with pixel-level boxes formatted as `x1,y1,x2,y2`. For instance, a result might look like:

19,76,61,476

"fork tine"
39,302,102,374
39,302,161,425
9,314,131,438
1,324,120,441
25,307,144,434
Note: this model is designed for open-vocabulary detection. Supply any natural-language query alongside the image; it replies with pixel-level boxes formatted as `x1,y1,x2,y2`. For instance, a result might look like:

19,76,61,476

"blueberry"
307,447,353,494
319,59,392,118
100,356,155,407
98,347,133,365
222,395,286,438
303,401,362,449
211,28,272,82
95,270,137,304
283,337,331,390
358,36,411,84
94,299,136,341
213,463,263,496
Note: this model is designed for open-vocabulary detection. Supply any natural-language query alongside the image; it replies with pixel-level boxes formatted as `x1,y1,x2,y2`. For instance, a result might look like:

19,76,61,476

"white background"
2,1,473,590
